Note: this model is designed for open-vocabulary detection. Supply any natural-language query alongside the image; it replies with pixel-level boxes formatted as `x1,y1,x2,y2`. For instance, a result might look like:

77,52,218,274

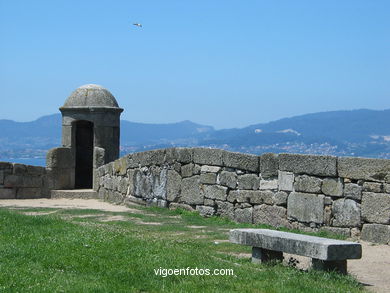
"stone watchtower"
47,84,123,192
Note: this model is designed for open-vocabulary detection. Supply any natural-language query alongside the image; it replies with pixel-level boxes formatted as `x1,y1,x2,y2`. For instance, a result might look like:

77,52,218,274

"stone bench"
229,229,362,274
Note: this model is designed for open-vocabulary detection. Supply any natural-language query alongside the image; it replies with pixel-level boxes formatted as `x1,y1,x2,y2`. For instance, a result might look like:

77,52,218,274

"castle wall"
0,162,48,199
96,148,390,245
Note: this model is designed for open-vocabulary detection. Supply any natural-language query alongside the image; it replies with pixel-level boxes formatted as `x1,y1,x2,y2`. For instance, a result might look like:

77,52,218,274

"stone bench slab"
230,228,362,261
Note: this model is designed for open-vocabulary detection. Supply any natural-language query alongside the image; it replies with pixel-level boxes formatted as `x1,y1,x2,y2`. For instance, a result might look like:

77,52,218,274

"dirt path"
0,198,389,292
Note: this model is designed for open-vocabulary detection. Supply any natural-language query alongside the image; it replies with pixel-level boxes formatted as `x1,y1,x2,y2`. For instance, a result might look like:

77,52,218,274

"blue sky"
0,0,389,129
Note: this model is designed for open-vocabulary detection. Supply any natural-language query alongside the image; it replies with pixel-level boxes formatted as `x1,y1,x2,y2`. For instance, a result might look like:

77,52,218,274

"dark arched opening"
75,120,94,189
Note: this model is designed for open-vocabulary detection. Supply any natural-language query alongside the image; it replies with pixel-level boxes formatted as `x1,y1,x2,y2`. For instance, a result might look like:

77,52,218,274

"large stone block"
259,179,278,190
287,192,325,224
322,178,343,197
93,147,105,169
219,171,237,189
46,147,74,169
165,148,193,164
362,182,382,193
193,148,223,166
238,174,260,190
202,185,227,201
361,224,390,244
274,191,288,206
338,157,390,182
200,165,221,173
13,164,27,175
181,163,194,178
332,199,361,227
26,165,46,176
0,170,4,185
0,188,16,199
260,153,279,178
344,183,362,201
250,190,274,205
0,162,12,170
361,192,390,224
253,205,290,228
294,175,322,193
4,175,22,187
278,171,294,191
196,205,215,217
223,151,259,172
227,190,250,203
200,173,217,184
215,200,234,220
16,188,42,199
279,153,337,177
132,149,166,167
234,208,253,223
180,176,203,205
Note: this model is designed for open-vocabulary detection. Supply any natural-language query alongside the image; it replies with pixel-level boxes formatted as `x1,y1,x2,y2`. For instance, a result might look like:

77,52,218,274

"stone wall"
0,162,48,199
96,148,390,245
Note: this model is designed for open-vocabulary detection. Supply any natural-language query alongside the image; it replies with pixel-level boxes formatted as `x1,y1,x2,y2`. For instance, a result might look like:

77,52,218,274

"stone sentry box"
46,84,123,190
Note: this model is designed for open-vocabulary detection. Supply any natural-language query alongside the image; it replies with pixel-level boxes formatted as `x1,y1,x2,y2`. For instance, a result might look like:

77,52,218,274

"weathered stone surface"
169,202,194,211
322,178,343,197
230,229,362,260
219,171,237,189
362,182,382,193
294,175,322,193
361,224,390,244
196,205,215,217
193,148,223,166
204,199,215,206
279,153,337,177
16,188,42,199
0,188,16,199
166,170,181,202
181,163,194,177
202,185,227,201
344,183,362,201
180,176,203,205
103,162,113,176
234,208,253,223
4,175,22,187
94,147,105,169
259,179,278,190
320,227,351,238
238,174,259,190
26,165,45,176
214,200,233,220
227,190,249,203
132,149,166,167
165,148,193,164
46,147,74,169
260,153,278,178
361,192,390,224
200,173,217,184
324,196,332,205
152,168,167,199
13,164,27,175
250,190,274,205
0,162,12,169
338,157,390,182
274,191,288,206
287,192,325,224
113,157,127,175
332,199,361,227
200,165,221,173
223,151,259,172
384,183,390,193
278,171,294,191
253,205,290,228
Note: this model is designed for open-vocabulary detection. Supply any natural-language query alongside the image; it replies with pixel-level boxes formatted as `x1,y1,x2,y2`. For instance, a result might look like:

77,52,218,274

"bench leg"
311,259,347,274
252,247,283,264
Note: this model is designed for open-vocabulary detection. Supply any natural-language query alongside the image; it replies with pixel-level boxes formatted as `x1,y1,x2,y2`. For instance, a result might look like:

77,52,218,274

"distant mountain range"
1,109,389,159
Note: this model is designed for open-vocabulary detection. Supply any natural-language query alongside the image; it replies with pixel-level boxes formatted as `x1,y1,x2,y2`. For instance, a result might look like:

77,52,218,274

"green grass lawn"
0,205,364,293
